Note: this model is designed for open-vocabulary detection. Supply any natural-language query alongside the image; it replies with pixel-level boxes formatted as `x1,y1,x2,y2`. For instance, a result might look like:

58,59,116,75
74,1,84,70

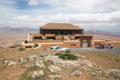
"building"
22,23,93,49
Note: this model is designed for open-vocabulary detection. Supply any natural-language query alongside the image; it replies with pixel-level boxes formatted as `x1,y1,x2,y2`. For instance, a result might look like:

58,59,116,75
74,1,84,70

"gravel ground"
70,47,120,55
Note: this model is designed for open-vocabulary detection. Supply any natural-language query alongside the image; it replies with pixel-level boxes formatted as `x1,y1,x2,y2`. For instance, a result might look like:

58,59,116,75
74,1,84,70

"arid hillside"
0,27,38,47
0,48,120,80
93,34,120,41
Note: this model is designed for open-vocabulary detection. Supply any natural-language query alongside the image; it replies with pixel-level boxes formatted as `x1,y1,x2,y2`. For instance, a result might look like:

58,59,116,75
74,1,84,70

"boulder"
32,60,45,68
19,58,24,63
109,69,120,78
31,70,44,79
71,71,82,76
78,55,86,58
3,60,9,65
91,68,103,78
48,65,61,73
40,53,48,57
28,54,38,61
49,75,61,80
80,60,93,67
7,61,16,66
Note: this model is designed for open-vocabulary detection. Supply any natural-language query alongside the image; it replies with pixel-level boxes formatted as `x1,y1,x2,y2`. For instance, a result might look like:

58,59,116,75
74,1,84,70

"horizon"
1,26,120,34
0,0,120,33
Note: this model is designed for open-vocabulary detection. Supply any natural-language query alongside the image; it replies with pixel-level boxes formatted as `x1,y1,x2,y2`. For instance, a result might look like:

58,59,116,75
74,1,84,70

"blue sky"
0,0,120,33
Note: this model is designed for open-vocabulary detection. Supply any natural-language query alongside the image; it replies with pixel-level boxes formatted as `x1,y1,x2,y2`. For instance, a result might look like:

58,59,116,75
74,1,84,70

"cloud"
28,0,39,6
0,11,120,27
28,0,62,6
65,0,120,13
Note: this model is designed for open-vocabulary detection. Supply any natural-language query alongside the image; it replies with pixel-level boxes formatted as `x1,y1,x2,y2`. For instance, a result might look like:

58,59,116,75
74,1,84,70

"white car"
50,46,61,50
57,47,69,51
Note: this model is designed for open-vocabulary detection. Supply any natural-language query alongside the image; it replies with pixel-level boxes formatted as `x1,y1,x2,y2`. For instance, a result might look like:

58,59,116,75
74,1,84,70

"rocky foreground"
1,50,120,80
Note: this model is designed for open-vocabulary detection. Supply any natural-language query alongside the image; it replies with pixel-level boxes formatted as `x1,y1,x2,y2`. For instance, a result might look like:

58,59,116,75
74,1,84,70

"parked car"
106,44,113,49
96,44,105,49
50,46,61,50
57,47,69,51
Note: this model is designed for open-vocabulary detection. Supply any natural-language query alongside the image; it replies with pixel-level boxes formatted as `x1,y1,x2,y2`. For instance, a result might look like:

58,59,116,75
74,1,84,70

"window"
70,44,76,46
25,46,32,48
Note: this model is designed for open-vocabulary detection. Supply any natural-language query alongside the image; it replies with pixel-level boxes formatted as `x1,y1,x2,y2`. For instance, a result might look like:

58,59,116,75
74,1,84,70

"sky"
0,0,120,33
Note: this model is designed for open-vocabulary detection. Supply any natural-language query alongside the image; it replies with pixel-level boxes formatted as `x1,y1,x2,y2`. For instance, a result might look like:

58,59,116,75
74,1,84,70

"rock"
78,55,86,58
81,67,87,71
7,61,16,66
91,72,99,78
3,60,9,65
71,71,82,76
93,63,97,66
91,68,103,78
49,75,61,80
32,60,45,68
28,54,38,61
80,60,93,67
109,69,120,78
48,65,61,73
40,53,48,57
55,51,63,55
45,55,79,68
21,64,29,68
19,58,24,63
31,70,44,79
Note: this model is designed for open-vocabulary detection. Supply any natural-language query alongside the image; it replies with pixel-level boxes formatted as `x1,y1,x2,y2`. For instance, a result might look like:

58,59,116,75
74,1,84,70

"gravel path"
70,47,120,55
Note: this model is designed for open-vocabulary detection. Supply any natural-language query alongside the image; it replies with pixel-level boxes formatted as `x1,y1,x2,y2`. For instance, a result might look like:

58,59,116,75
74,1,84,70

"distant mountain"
85,29,120,37
0,27,38,36
0,27,38,47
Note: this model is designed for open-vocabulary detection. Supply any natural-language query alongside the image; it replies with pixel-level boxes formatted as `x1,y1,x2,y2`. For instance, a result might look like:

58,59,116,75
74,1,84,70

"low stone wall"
63,41,80,48
55,36,63,40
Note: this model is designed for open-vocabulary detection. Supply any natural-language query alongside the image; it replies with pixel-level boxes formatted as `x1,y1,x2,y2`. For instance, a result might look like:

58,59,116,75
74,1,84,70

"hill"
85,29,120,37
0,27,38,47
0,48,120,80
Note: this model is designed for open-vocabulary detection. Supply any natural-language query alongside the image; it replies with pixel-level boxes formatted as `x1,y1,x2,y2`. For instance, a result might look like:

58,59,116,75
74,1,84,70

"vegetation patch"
19,47,25,51
9,45,20,48
20,66,41,80
65,49,71,54
59,53,77,60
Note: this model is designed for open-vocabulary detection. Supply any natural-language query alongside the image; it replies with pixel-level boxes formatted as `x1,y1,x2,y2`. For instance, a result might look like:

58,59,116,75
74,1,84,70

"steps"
63,36,70,40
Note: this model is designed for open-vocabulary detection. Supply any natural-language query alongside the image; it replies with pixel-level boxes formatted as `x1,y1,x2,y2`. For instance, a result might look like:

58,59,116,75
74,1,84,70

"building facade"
25,23,93,49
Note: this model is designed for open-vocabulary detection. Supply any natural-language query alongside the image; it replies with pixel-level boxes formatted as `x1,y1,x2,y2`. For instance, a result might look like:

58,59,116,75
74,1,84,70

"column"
88,39,91,47
80,39,83,47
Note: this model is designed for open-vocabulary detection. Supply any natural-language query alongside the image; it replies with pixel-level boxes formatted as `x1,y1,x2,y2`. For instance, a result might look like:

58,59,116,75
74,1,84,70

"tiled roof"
40,23,83,30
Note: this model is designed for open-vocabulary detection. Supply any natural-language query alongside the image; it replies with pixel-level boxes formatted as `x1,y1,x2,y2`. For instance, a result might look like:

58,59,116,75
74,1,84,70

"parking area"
70,47,120,55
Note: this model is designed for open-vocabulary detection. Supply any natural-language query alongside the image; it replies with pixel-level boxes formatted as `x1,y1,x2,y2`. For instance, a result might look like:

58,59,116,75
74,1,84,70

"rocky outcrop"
32,60,45,68
31,70,44,79
49,75,61,80
3,60,16,66
109,69,120,78
7,61,16,66
48,65,61,73
45,55,95,68
71,71,83,76
19,58,24,64
27,54,38,61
